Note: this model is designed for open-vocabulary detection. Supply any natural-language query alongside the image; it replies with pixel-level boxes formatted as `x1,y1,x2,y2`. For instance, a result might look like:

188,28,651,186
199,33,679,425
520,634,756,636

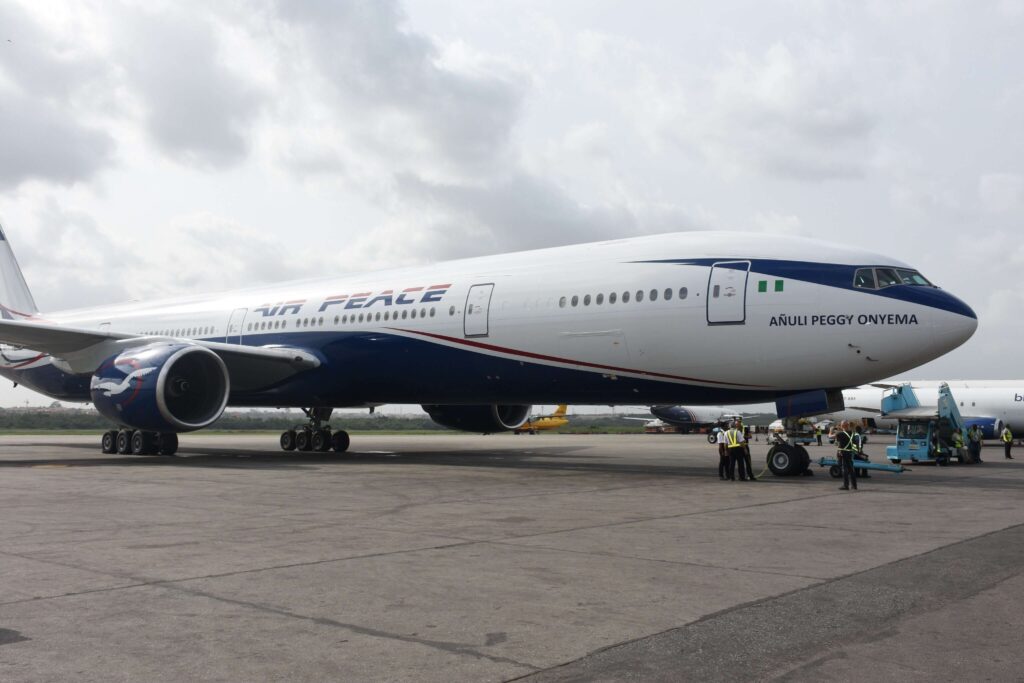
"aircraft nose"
930,290,978,352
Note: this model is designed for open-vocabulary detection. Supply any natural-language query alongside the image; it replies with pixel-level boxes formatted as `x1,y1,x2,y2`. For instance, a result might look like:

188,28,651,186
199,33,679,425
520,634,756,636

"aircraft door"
464,284,494,338
226,307,247,344
706,261,750,325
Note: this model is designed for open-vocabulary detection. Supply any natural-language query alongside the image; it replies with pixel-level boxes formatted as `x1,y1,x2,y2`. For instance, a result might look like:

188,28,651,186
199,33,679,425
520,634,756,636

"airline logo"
254,284,451,318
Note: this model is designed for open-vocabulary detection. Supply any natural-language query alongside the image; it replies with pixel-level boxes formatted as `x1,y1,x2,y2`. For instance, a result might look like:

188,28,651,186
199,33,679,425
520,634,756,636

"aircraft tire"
296,429,312,452
795,445,811,474
707,433,716,444
158,432,178,456
116,430,132,455
312,429,331,452
101,430,117,454
829,465,842,478
131,430,155,455
280,430,297,451
766,444,802,476
331,430,350,453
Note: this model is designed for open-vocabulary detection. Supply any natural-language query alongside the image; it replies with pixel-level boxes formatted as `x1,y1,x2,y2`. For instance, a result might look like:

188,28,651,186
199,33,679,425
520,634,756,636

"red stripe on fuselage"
387,328,768,389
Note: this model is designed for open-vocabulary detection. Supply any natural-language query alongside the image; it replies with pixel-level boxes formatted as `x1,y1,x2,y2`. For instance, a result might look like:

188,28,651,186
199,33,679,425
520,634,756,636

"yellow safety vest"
838,431,855,452
1002,429,1013,443
952,432,964,448
726,429,743,448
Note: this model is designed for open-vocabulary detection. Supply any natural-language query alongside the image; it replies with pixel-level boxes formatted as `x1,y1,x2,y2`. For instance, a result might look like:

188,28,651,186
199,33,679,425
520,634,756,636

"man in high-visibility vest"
815,425,823,446
834,420,858,491
725,421,749,481
1001,425,1014,459
951,429,965,463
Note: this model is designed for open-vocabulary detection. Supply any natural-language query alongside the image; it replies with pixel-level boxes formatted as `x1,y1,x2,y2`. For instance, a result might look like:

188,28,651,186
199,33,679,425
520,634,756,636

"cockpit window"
896,269,932,286
853,268,876,289
874,268,901,288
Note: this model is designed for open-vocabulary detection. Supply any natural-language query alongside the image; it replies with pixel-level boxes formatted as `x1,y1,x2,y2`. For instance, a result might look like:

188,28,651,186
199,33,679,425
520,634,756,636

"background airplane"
513,405,569,434
0,227,976,475
814,381,1024,438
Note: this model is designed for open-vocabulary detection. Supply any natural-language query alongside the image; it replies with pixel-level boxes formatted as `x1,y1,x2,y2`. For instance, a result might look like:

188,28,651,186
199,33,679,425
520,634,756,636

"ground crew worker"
716,427,729,480
725,421,748,481
931,434,949,465
741,423,756,481
951,429,965,463
835,421,858,491
1001,425,1013,459
968,425,983,463
815,425,823,446
852,426,870,478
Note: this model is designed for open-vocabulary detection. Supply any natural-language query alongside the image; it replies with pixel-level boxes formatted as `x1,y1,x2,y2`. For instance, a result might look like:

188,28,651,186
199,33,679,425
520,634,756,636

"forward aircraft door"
464,284,494,338
706,261,750,325
226,308,247,344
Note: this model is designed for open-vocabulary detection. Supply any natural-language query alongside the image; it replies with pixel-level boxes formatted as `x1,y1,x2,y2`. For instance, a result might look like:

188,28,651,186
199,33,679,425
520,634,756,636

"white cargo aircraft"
0,225,976,469
819,381,1024,438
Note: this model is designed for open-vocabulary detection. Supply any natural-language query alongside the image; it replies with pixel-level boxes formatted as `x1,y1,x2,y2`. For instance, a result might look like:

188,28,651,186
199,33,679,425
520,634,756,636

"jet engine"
962,417,1004,440
422,404,531,434
91,343,230,432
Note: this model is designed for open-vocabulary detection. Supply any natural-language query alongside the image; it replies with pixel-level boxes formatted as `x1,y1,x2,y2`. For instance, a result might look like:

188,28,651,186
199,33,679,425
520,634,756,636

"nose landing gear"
280,407,349,453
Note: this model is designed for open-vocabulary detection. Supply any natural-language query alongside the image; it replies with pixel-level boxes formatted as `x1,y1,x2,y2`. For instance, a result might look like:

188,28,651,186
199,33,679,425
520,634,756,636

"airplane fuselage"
0,232,977,410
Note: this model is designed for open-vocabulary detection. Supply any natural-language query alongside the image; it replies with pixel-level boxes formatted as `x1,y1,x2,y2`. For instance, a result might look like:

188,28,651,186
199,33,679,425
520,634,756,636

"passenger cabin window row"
558,287,689,309
853,267,933,290
140,326,214,337
245,307,438,332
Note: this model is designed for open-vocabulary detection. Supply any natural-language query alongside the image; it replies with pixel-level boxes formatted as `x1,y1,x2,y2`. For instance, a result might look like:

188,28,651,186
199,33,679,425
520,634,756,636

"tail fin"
0,224,39,319
552,404,567,417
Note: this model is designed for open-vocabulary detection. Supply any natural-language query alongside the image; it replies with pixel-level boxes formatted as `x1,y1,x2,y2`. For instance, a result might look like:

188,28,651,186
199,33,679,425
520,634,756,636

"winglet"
0,222,39,319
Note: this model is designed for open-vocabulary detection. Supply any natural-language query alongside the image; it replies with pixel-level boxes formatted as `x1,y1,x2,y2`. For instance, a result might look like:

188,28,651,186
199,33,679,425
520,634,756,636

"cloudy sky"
0,0,1021,407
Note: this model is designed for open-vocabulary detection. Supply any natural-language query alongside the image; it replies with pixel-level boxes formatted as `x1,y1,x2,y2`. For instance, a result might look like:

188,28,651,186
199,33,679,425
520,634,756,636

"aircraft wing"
0,319,319,391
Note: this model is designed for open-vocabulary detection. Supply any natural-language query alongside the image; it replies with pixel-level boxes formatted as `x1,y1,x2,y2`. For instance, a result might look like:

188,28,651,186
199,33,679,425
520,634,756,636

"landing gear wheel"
312,429,331,452
157,432,178,456
280,430,297,451
116,430,133,455
131,430,155,455
829,464,842,478
101,430,117,454
296,429,313,452
766,444,802,476
707,433,717,444
331,430,350,453
794,445,811,475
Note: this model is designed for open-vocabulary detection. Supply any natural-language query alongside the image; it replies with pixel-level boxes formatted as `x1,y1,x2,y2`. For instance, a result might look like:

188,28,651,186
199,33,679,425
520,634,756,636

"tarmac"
0,432,1022,682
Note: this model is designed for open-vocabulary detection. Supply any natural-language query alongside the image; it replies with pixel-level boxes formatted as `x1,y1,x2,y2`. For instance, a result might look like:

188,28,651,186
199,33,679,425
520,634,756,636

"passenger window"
571,295,579,307
449,305,456,316
584,294,591,306
609,292,617,304
664,288,672,301
596,293,604,305
636,290,644,302
622,291,630,303
430,308,436,317
420,308,427,318
679,287,688,299
375,312,381,321
853,268,877,289
650,289,658,301
875,268,900,288
411,309,417,318
559,296,566,308
358,313,364,322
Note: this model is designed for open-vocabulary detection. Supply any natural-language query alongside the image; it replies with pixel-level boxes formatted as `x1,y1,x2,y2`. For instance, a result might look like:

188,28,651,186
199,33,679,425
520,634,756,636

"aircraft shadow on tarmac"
2,442,1022,490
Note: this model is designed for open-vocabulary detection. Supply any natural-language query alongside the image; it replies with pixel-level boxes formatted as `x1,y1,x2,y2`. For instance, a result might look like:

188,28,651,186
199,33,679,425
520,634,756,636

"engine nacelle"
962,417,1003,440
91,343,230,432
422,404,531,434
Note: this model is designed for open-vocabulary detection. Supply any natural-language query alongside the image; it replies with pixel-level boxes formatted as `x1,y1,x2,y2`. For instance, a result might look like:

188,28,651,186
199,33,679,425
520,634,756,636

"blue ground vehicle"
884,383,969,465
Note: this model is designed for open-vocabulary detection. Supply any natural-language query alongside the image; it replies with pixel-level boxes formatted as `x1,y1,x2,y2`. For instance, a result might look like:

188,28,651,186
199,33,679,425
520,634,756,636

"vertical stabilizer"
0,224,39,319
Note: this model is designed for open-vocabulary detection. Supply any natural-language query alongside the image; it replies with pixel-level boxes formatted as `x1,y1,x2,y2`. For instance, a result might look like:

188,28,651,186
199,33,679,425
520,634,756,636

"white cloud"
978,173,1024,213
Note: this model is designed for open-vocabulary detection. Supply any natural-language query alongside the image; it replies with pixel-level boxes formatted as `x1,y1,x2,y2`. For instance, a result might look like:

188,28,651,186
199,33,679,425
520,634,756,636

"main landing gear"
280,407,350,453
101,429,179,456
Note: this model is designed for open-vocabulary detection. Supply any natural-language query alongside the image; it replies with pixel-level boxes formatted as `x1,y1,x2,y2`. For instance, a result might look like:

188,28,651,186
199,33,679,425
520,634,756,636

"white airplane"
0,225,976,468
819,381,1024,438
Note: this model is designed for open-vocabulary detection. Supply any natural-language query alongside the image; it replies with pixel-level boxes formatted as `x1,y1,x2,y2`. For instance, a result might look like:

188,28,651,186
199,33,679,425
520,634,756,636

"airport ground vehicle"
884,383,970,465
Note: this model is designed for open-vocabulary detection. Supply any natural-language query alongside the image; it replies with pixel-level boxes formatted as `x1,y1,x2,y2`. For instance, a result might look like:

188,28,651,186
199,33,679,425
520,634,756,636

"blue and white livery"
0,226,976,455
